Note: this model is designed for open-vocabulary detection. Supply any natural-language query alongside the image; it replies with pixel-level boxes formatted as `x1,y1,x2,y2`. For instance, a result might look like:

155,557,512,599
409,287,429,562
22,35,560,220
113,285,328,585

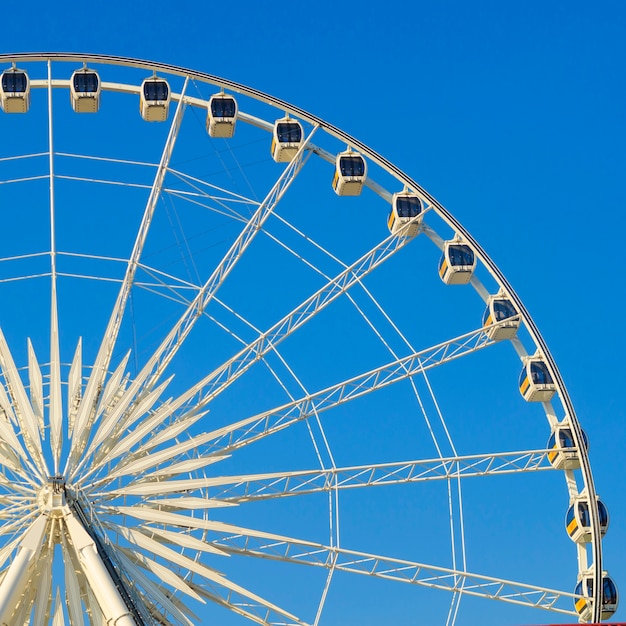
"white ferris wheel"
0,53,616,625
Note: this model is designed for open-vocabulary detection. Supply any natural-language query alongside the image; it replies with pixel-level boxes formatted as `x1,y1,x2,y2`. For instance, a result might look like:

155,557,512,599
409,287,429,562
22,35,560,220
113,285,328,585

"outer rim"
0,51,604,622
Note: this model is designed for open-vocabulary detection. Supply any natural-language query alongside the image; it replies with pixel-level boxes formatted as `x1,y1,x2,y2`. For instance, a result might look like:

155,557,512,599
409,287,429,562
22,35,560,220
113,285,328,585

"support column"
64,512,137,626
0,515,48,625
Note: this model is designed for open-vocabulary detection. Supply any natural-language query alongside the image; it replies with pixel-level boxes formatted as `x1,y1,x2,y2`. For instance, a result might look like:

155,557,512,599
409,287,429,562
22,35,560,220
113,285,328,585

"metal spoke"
178,324,498,461
66,77,190,476
87,223,421,479
47,60,63,474
71,126,319,482
80,322,506,492
199,449,561,504
211,534,578,616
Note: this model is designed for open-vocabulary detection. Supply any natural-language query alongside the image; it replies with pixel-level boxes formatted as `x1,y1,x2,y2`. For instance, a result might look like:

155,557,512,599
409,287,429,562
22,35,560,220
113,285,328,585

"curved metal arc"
71,128,317,484
0,52,599,620
190,323,497,457
83,322,496,492
78,228,415,489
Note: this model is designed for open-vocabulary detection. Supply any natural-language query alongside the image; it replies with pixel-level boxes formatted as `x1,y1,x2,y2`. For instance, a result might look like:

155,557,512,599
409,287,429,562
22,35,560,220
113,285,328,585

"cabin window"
2,73,27,93
339,156,365,177
396,196,421,218
74,73,99,93
277,123,301,143
577,501,590,527
604,578,617,604
598,501,609,526
493,299,516,321
530,362,552,385
448,244,473,266
558,428,574,448
144,81,168,101
212,98,236,117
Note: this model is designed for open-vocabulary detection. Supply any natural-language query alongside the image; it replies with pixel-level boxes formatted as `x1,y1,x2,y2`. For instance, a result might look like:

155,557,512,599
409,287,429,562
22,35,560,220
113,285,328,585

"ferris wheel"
0,53,615,625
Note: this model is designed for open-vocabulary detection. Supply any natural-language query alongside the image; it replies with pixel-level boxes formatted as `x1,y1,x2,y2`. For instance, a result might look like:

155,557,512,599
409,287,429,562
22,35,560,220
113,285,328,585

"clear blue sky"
1,1,625,624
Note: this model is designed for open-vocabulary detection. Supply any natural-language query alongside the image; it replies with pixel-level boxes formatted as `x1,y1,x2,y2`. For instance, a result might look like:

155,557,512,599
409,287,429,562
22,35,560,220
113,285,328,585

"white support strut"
64,511,137,626
66,77,190,476
0,515,48,625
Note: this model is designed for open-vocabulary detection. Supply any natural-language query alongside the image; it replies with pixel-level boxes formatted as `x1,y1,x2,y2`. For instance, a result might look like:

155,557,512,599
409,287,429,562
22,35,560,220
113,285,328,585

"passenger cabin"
207,93,237,138
271,117,303,162
574,571,618,622
0,68,30,113
566,495,609,544
518,357,556,402
70,68,101,113
482,296,519,341
438,241,476,284
332,150,367,196
388,192,423,236
140,77,170,122
547,422,588,470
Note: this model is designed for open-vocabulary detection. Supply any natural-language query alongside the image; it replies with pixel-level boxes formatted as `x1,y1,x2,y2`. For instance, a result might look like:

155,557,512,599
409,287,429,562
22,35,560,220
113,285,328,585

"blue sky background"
1,1,625,624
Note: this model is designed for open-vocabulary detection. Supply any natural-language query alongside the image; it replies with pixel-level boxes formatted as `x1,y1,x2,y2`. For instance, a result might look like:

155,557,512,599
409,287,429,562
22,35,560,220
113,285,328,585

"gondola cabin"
387,192,422,236
547,422,588,470
566,496,609,544
0,68,30,113
518,357,556,402
140,77,170,122
271,117,303,162
438,241,476,284
70,69,101,113
332,151,367,196
207,93,237,138
574,571,618,622
482,296,519,341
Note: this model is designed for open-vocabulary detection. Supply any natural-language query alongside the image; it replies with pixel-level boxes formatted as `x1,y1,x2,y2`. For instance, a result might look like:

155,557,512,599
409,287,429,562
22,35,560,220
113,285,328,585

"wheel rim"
0,53,609,625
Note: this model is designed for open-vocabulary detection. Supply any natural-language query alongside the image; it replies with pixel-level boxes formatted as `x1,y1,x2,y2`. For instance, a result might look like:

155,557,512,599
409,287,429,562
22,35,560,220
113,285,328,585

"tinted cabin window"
396,196,421,218
530,361,552,384
339,156,365,177
448,244,474,266
557,427,588,450
493,299,516,321
577,501,590,527
144,81,169,101
74,73,99,93
604,578,618,604
598,501,609,526
211,98,236,117
277,123,301,143
581,429,589,449
558,428,574,448
2,72,27,93
573,500,608,529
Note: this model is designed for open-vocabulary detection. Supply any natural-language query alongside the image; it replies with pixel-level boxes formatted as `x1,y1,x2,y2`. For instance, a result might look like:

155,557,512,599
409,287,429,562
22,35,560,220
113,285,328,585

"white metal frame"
0,53,606,625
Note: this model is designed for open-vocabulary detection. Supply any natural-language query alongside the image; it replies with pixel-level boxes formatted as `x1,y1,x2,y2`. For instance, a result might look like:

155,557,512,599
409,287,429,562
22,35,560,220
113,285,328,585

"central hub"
37,475,67,516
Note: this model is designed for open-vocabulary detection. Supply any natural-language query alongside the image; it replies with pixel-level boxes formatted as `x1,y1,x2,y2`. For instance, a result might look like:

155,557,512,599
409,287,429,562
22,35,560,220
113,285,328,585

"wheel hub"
37,475,66,516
